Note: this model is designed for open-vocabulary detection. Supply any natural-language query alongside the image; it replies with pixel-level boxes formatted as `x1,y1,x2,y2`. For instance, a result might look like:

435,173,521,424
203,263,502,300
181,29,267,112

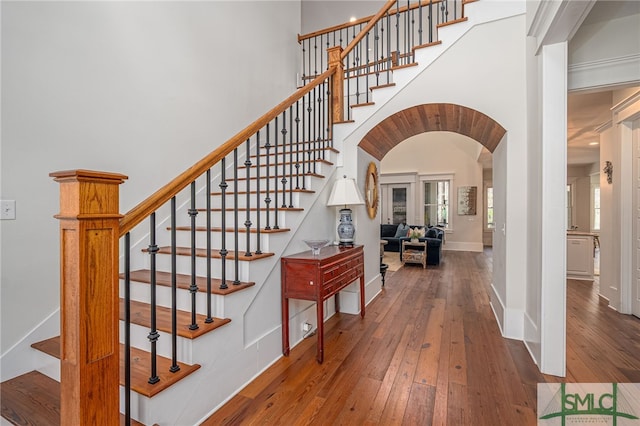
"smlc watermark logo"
538,383,640,425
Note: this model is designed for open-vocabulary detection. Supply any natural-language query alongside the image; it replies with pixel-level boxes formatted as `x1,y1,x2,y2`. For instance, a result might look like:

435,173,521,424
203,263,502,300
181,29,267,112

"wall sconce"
603,161,613,184
327,175,364,246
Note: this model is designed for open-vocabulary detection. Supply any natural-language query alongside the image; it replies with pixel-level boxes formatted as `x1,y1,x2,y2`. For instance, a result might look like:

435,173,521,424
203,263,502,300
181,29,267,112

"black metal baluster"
264,123,272,230
306,92,312,174
320,34,324,72
429,0,433,43
302,40,307,85
124,232,131,426
255,132,262,254
313,36,318,77
355,25,360,106
288,105,294,208
244,140,253,257
170,198,180,371
295,101,302,190
419,0,423,46
396,3,401,66
365,31,370,104
219,159,228,289
233,149,241,284
273,117,280,230
409,1,414,63
205,171,213,324
346,31,351,120
313,86,318,175
281,111,288,208
188,183,199,330
317,87,323,162
147,214,160,385
374,22,380,86
387,12,392,81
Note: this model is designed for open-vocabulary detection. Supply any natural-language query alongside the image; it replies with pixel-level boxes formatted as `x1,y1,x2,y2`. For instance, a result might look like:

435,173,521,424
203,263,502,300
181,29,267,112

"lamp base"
337,208,355,245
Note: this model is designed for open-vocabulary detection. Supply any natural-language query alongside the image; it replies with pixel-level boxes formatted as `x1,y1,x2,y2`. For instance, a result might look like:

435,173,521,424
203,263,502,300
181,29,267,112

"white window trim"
419,173,454,232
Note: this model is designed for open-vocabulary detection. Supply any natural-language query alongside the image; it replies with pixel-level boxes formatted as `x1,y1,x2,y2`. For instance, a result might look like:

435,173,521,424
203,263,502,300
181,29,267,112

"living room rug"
382,251,402,272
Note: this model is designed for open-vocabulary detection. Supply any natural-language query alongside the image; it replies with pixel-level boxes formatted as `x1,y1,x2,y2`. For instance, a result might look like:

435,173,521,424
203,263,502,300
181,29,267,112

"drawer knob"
309,281,314,286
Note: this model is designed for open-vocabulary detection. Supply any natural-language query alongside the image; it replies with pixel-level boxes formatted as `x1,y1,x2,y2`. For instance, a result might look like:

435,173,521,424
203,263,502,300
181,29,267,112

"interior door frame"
380,173,417,224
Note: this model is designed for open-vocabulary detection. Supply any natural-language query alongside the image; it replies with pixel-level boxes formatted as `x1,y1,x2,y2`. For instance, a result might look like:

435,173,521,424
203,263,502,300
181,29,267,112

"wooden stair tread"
437,16,468,28
152,246,275,261
31,336,60,359
124,269,255,295
120,299,232,339
0,371,145,425
351,102,375,108
30,336,200,398
370,83,396,91
413,40,443,51
391,62,418,71
169,226,290,234
1,371,60,425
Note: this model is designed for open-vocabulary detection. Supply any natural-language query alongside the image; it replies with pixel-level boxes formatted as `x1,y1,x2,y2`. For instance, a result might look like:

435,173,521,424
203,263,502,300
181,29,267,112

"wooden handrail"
298,0,446,43
340,0,398,61
119,66,337,236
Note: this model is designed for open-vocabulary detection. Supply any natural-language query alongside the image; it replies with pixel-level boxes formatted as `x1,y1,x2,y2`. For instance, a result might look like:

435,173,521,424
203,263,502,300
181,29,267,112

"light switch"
1,200,16,220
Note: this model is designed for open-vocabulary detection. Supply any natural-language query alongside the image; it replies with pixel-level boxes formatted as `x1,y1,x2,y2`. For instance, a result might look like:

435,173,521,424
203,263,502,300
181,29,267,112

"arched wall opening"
358,103,506,160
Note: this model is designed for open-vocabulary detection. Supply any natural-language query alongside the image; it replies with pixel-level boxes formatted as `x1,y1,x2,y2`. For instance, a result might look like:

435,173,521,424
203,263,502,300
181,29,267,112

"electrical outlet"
302,322,312,332
1,200,16,220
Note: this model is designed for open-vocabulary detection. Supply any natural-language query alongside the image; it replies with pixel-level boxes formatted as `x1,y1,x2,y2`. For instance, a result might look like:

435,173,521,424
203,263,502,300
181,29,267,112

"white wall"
568,2,640,90
380,132,484,251
301,1,385,34
1,1,301,355
599,124,616,304
335,11,528,340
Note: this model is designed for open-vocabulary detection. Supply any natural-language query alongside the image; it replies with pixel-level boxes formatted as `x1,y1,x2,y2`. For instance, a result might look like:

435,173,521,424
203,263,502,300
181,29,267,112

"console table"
281,245,364,363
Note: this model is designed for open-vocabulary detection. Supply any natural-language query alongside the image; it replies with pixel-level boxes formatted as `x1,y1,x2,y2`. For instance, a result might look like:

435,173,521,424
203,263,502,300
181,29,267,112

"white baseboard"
489,283,505,334
1,309,59,382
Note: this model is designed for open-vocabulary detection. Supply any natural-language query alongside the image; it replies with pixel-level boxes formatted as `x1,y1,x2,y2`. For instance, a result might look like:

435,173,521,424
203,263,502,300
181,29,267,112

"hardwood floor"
203,250,640,425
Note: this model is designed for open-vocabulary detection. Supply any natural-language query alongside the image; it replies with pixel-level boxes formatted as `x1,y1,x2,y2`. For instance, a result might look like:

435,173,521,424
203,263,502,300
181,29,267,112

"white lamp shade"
327,176,364,207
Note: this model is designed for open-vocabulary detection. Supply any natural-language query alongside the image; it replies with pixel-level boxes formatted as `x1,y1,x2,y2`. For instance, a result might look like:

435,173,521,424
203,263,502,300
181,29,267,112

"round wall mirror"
365,162,379,219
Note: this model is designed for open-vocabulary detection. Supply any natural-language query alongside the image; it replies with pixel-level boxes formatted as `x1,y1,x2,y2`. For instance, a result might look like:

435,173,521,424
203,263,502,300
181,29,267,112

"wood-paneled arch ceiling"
358,103,506,160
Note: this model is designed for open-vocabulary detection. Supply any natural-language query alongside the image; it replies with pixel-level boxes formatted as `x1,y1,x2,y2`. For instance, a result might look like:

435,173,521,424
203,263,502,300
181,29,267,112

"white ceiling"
566,90,612,166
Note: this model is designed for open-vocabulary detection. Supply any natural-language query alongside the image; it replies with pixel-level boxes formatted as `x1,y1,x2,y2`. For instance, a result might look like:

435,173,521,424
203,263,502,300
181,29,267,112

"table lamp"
327,175,364,246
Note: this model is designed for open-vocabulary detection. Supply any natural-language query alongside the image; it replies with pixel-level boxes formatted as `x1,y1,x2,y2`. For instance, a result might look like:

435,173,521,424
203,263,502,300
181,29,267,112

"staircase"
0,1,504,424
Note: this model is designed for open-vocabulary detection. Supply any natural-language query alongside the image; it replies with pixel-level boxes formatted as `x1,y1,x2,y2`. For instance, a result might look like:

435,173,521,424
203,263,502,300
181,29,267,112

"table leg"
316,300,324,364
359,276,365,318
282,295,290,356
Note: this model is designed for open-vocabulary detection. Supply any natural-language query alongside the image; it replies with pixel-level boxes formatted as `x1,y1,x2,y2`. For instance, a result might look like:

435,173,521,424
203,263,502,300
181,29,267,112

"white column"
539,41,567,377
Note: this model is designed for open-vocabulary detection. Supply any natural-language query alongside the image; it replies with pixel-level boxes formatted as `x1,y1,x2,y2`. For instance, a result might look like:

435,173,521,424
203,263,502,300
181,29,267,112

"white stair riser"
152,255,253,283
120,279,228,319
171,230,275,252
224,174,317,192
119,322,194,365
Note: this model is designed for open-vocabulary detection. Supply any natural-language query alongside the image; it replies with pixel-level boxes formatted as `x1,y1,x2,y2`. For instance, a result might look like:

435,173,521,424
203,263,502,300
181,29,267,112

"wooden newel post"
50,169,128,425
328,46,344,124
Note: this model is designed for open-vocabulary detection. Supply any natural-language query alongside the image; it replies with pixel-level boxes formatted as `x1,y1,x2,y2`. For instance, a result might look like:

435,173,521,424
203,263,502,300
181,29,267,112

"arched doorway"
357,103,506,160
359,102,513,345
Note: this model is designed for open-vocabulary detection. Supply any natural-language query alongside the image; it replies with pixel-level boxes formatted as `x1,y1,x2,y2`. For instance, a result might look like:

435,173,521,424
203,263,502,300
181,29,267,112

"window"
592,184,600,231
423,180,450,228
486,186,494,229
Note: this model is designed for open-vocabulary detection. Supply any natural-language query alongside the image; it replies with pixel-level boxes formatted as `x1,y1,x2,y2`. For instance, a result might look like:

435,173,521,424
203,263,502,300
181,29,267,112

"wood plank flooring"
203,250,640,425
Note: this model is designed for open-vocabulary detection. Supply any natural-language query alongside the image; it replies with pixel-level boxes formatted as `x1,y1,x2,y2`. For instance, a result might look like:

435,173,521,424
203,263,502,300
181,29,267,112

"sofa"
380,223,444,266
